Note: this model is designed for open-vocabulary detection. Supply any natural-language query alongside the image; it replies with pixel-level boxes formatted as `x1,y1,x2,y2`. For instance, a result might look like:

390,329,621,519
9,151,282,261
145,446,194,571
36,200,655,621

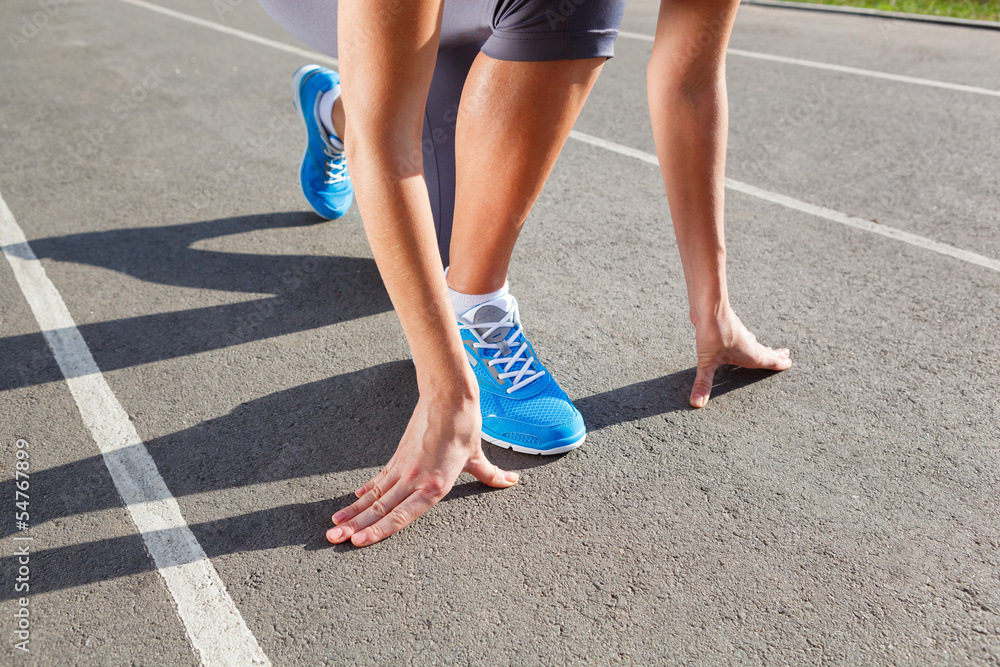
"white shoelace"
323,142,348,185
460,309,546,394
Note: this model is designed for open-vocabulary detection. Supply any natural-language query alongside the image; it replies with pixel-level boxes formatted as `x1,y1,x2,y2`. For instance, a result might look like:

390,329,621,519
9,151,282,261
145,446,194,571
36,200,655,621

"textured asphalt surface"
2,0,999,664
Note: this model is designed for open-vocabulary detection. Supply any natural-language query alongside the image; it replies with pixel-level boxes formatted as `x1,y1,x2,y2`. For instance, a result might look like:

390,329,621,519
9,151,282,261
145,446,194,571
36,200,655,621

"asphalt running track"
1,0,999,664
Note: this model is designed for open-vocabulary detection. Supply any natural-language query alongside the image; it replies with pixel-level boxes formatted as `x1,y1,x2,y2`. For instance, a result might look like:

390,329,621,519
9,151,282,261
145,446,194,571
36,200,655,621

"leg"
440,55,605,456
258,0,480,236
447,55,605,294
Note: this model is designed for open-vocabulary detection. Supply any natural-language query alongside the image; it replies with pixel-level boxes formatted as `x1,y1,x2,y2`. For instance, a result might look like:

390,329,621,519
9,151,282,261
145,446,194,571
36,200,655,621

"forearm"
649,70,730,322
354,165,475,396
338,0,475,399
647,0,740,325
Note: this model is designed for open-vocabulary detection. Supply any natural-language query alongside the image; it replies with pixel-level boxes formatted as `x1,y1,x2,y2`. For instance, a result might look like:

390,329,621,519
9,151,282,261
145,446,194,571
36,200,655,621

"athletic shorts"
258,0,626,263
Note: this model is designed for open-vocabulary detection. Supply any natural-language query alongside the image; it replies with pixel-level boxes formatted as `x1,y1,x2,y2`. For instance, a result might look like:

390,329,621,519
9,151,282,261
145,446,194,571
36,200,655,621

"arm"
648,0,790,408
328,0,516,548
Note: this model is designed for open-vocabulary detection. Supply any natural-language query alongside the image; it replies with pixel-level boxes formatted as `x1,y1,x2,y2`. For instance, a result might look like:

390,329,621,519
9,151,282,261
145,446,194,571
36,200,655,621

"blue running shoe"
458,294,585,455
291,64,353,219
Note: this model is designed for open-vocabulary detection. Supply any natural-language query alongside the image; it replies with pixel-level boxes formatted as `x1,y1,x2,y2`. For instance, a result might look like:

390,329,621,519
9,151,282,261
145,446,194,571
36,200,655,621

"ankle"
445,267,509,319
445,266,509,297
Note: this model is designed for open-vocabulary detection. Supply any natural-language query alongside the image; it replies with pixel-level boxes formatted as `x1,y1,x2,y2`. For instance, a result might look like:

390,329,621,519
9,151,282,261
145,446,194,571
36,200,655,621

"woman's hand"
689,306,791,408
326,388,518,547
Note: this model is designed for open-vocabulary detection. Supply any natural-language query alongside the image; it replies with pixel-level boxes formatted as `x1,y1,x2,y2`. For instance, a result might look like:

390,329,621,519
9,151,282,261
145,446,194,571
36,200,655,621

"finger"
351,486,445,547
690,362,719,408
759,347,793,371
355,466,390,498
332,470,397,527
465,453,518,488
327,475,411,544
732,344,792,372
327,474,399,544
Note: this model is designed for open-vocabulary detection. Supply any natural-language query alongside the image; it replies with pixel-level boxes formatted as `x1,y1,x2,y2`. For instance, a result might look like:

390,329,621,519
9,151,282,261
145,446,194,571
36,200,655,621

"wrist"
689,295,733,329
683,246,730,323
415,358,478,406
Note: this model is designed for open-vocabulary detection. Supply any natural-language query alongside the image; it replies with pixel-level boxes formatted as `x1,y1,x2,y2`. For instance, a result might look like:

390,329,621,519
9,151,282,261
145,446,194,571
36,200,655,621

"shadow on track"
0,211,392,391
0,210,782,593
0,481,502,600
577,365,783,429
0,360,778,596
0,359,558,539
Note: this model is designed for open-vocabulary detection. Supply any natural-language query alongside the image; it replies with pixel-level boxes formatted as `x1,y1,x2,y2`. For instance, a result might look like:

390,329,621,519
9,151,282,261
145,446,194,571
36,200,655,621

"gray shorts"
258,0,625,264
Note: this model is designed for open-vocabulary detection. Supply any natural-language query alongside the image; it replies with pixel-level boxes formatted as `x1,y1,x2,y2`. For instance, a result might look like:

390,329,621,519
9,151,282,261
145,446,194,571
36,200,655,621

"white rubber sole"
481,431,585,456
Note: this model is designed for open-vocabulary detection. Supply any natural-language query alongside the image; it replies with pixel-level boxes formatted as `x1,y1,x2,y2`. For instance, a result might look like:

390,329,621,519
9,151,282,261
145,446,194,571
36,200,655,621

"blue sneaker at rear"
291,64,353,220
458,294,585,455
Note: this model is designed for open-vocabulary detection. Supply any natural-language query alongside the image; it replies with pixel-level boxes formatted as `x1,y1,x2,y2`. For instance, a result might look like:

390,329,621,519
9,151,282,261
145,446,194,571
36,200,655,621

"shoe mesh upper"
479,378,577,426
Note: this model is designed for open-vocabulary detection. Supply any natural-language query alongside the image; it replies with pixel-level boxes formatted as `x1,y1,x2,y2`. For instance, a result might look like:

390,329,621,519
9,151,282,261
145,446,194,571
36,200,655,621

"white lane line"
0,193,271,667
568,131,1000,273
618,30,1000,98
113,0,999,273
117,0,338,67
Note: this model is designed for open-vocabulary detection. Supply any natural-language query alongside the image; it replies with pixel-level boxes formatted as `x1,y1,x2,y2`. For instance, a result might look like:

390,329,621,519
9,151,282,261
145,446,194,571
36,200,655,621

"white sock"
318,85,343,149
445,267,509,319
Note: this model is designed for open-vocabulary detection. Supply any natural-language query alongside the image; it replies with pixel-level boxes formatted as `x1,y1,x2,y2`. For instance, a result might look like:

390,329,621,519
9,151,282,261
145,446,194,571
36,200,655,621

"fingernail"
505,472,519,484
692,396,706,408
333,511,346,523
354,486,365,497
353,533,367,546
328,527,343,542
